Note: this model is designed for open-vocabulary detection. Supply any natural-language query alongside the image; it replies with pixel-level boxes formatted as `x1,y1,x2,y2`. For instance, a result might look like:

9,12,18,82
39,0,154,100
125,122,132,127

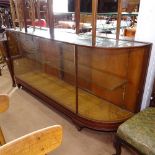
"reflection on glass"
121,0,140,38
77,46,133,122
8,29,150,124
23,0,48,29
13,34,76,113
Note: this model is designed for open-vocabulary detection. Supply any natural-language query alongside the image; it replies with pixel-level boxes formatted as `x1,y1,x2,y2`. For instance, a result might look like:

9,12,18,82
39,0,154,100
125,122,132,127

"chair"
114,107,155,155
0,125,62,155
0,95,62,154
0,95,9,145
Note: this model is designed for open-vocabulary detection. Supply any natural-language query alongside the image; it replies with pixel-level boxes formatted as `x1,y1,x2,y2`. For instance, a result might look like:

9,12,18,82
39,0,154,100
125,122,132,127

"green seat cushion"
117,107,155,155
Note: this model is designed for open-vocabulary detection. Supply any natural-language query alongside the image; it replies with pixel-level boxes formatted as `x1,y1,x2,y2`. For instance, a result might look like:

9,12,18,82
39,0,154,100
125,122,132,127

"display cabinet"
5,28,151,131
4,0,151,131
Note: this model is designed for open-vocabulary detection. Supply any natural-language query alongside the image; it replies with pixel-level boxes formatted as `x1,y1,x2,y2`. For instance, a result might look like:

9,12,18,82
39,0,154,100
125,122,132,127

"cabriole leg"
113,136,122,155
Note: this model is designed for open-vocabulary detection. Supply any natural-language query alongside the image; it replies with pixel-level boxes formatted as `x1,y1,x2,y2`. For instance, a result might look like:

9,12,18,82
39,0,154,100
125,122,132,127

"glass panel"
22,0,49,32
77,46,133,122
96,0,118,39
13,33,40,76
79,0,93,34
121,0,140,39
74,0,117,38
7,32,20,57
13,34,76,113
36,0,48,28
0,7,12,28
53,0,75,33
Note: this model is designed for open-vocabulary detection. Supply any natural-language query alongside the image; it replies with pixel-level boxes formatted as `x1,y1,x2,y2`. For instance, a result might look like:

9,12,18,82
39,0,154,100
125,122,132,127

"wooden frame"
15,76,124,131
0,94,9,145
113,135,144,155
47,0,54,38
74,45,79,115
0,47,6,76
0,39,16,86
22,0,27,33
0,127,6,145
4,1,151,132
116,0,123,40
92,0,98,46
75,0,80,34
0,125,62,154
4,28,152,131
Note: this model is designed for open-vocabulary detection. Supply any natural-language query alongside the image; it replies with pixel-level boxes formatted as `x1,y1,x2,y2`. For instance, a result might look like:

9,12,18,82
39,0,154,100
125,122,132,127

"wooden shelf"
17,71,133,122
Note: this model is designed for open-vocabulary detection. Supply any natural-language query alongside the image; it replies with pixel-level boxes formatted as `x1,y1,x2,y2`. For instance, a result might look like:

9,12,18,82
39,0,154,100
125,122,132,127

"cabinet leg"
72,119,84,131
12,81,16,87
17,84,22,89
76,125,84,131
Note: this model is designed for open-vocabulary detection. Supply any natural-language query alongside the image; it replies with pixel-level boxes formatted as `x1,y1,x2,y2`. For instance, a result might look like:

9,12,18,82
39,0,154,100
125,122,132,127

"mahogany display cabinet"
5,28,151,131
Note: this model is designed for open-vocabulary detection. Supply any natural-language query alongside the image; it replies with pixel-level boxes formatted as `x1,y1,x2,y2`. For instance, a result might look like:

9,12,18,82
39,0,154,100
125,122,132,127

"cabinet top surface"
7,28,150,48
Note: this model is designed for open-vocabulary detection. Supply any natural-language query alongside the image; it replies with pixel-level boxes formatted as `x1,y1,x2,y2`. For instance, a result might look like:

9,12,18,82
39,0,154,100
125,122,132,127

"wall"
53,0,68,13
135,0,155,110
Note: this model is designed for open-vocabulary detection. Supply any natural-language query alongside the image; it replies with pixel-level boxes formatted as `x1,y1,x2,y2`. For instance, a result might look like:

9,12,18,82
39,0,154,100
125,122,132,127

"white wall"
135,0,155,110
53,0,68,13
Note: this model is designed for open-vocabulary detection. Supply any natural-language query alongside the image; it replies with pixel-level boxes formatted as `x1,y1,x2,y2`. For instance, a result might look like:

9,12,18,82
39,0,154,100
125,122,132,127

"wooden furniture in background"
0,49,5,76
9,0,16,29
0,95,9,145
92,0,98,46
0,37,15,86
75,0,80,34
47,0,54,38
0,7,12,29
124,27,136,37
0,125,62,155
114,107,155,155
10,0,140,41
0,34,7,76
116,0,122,40
9,0,25,30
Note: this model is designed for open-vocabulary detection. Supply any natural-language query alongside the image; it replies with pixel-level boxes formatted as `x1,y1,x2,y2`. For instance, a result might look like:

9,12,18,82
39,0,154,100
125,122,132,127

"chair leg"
113,136,122,155
0,127,6,145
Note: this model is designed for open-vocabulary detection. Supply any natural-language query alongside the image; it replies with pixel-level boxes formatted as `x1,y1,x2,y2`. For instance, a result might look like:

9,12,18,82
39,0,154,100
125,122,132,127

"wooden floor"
0,68,137,155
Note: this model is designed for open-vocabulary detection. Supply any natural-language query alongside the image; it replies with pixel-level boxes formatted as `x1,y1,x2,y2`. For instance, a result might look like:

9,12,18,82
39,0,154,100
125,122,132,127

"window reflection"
10,0,140,40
